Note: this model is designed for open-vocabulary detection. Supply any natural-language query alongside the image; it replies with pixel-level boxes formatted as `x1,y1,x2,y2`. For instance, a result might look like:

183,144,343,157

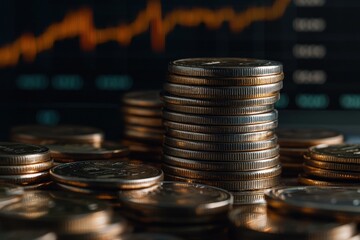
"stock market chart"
0,0,357,138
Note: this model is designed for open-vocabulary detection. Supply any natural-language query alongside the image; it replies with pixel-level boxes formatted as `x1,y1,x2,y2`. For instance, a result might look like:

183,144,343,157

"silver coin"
309,144,360,164
168,58,283,77
0,142,50,165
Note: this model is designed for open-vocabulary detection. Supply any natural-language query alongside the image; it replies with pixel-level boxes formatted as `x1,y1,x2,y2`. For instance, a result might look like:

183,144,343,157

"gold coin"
309,144,360,164
50,160,163,189
124,129,163,142
303,164,360,181
122,106,162,117
124,115,162,128
11,125,104,145
122,90,162,108
277,129,344,147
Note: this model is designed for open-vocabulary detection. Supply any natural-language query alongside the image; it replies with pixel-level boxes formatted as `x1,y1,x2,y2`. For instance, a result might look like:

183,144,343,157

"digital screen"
0,0,357,139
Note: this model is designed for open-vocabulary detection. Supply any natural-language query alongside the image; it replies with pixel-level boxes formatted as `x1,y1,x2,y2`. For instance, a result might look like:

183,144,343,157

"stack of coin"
11,125,104,146
45,142,129,165
162,58,283,205
265,186,360,224
299,144,359,186
0,190,131,240
122,90,164,164
50,160,163,204
119,181,233,240
229,204,357,240
277,129,344,179
0,142,53,189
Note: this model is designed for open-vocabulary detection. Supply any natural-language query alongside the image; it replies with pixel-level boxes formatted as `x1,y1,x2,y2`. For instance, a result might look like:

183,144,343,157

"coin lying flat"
119,181,232,217
0,160,53,174
122,90,162,108
305,158,360,172
265,186,360,222
50,160,163,189
164,136,277,152
165,129,274,142
0,171,49,185
122,106,162,117
0,143,50,165
163,154,280,171
11,125,104,145
277,129,344,147
164,82,282,99
229,204,356,240
168,58,283,77
303,164,360,181
46,142,129,160
0,191,112,233
124,115,163,128
163,110,278,126
161,92,280,107
231,190,266,205
163,120,278,134
167,72,284,86
309,144,360,164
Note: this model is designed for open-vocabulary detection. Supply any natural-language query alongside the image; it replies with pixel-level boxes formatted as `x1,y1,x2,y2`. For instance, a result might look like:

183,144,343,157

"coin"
122,233,184,240
119,181,232,216
305,158,360,172
0,143,50,165
165,129,274,142
164,103,274,115
122,106,162,117
277,129,344,147
165,174,280,191
164,82,282,99
164,136,277,152
229,204,356,240
231,190,266,205
0,230,56,240
22,181,53,190
309,144,360,164
11,125,104,145
0,171,49,185
122,90,162,108
163,145,279,161
163,120,278,134
298,174,357,187
265,186,360,222
161,92,280,107
163,154,280,171
46,142,129,160
0,160,53,174
168,58,283,77
167,72,284,86
0,191,112,233
163,164,281,181
163,110,278,125
125,129,163,142
56,183,118,200
124,115,163,127
50,160,163,189
303,164,360,181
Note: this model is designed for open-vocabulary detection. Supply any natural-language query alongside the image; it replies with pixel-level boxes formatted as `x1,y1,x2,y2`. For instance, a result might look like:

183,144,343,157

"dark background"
0,0,358,140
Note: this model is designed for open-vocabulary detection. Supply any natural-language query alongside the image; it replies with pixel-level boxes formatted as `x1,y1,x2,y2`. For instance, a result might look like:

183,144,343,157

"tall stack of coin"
50,160,163,205
299,144,360,186
45,142,129,165
162,58,283,205
122,90,164,164
10,125,104,146
119,181,233,240
277,129,344,179
0,142,53,189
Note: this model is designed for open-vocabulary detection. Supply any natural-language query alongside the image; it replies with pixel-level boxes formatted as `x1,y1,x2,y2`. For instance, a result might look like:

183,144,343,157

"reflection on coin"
0,183,23,207
277,129,344,147
229,204,356,240
0,161,53,174
0,143,50,165
119,181,232,216
0,191,112,233
46,142,129,160
167,72,283,86
57,183,118,200
168,58,283,77
122,90,162,108
0,230,56,240
309,144,360,164
50,160,163,189
11,125,104,145
265,186,360,222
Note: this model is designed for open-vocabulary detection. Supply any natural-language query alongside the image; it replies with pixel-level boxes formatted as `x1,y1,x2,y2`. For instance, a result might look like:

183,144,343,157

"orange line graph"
0,0,291,68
